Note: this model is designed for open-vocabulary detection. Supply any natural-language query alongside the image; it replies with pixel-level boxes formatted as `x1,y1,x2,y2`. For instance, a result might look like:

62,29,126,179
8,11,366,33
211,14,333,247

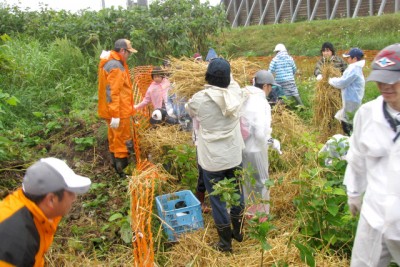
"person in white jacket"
344,43,400,266
329,48,365,135
186,58,247,253
240,70,281,221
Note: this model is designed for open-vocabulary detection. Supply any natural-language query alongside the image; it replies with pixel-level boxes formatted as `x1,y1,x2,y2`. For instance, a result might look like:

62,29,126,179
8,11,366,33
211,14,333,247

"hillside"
216,12,400,57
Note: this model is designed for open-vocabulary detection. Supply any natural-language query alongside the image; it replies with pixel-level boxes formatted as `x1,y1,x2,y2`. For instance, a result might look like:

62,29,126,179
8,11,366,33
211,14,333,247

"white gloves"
268,138,282,154
110,117,120,128
133,104,138,110
316,74,323,81
348,195,362,217
167,108,176,118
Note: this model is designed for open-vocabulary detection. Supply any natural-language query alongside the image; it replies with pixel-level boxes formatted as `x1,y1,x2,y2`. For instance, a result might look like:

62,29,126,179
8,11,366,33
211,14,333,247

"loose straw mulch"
269,104,311,174
161,205,350,267
313,64,343,142
168,57,261,99
138,124,193,163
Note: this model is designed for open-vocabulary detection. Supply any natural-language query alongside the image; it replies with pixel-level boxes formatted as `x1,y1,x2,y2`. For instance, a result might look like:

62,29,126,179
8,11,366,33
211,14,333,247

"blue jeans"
202,165,244,225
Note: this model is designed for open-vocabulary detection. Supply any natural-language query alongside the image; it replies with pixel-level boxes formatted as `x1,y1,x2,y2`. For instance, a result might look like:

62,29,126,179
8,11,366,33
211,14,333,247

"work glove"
268,138,282,155
167,108,176,118
316,74,323,81
348,195,362,217
110,117,120,129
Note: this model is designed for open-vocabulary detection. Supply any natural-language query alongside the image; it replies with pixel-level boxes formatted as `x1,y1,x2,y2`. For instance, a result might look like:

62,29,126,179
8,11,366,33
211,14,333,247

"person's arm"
343,108,368,215
268,58,276,74
107,68,124,118
0,208,38,267
186,92,203,118
162,79,174,115
134,85,152,110
328,67,357,89
314,58,323,77
291,58,297,74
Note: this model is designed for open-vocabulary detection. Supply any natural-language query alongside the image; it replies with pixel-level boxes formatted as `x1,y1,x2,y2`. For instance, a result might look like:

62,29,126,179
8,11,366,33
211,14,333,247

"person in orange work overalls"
98,39,137,177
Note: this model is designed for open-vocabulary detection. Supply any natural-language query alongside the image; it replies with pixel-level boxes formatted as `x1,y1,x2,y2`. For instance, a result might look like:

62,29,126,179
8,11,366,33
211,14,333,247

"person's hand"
316,74,323,81
348,195,362,217
110,118,120,128
272,139,282,154
133,104,138,110
167,108,176,118
268,138,282,154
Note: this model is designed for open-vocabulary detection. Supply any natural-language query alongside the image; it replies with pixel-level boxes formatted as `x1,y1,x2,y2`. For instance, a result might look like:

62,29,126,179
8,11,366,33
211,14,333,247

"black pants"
196,148,206,193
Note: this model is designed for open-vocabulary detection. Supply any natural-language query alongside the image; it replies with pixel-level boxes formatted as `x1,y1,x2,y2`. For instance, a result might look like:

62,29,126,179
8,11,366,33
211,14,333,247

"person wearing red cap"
0,158,91,267
329,47,365,136
98,39,137,177
343,43,400,266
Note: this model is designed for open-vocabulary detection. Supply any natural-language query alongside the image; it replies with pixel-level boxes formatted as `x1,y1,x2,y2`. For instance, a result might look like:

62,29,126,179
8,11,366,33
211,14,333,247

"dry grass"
160,167,350,267
312,64,343,142
139,124,192,162
168,57,261,99
269,104,312,174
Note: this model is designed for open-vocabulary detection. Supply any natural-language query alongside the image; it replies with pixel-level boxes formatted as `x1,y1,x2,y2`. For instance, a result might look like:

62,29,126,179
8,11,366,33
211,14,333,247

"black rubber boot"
115,157,128,177
231,215,244,242
110,153,116,169
213,225,232,253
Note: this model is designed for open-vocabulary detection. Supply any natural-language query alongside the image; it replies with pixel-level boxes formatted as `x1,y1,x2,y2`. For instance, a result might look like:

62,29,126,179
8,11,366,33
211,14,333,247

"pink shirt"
135,78,171,110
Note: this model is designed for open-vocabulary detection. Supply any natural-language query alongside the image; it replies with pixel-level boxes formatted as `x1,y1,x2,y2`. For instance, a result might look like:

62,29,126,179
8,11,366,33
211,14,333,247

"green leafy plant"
247,212,276,266
210,177,241,209
74,136,96,151
292,138,357,264
164,144,198,192
108,212,132,244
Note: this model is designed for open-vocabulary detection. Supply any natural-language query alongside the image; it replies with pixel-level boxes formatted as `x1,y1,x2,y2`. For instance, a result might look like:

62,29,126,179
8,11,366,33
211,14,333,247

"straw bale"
313,64,343,142
139,125,192,162
168,57,261,99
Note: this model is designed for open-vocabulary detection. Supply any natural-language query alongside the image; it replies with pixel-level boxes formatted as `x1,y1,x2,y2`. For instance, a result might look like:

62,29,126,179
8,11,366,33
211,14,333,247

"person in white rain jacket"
344,43,400,266
329,48,365,135
240,70,281,221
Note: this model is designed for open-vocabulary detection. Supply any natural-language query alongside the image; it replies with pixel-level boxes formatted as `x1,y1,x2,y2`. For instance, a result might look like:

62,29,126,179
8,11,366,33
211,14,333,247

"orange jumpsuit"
0,189,61,267
98,51,134,158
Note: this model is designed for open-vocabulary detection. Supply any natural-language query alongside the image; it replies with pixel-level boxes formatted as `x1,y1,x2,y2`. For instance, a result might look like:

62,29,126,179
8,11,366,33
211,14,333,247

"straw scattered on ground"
139,125,192,162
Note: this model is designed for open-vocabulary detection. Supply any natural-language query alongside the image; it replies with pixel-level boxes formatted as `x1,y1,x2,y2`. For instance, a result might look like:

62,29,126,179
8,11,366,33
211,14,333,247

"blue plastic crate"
155,190,204,242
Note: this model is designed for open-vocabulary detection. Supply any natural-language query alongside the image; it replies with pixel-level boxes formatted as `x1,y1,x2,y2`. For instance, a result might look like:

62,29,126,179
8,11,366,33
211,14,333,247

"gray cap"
367,43,400,84
114,39,137,53
206,58,231,78
254,70,279,87
22,158,91,196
